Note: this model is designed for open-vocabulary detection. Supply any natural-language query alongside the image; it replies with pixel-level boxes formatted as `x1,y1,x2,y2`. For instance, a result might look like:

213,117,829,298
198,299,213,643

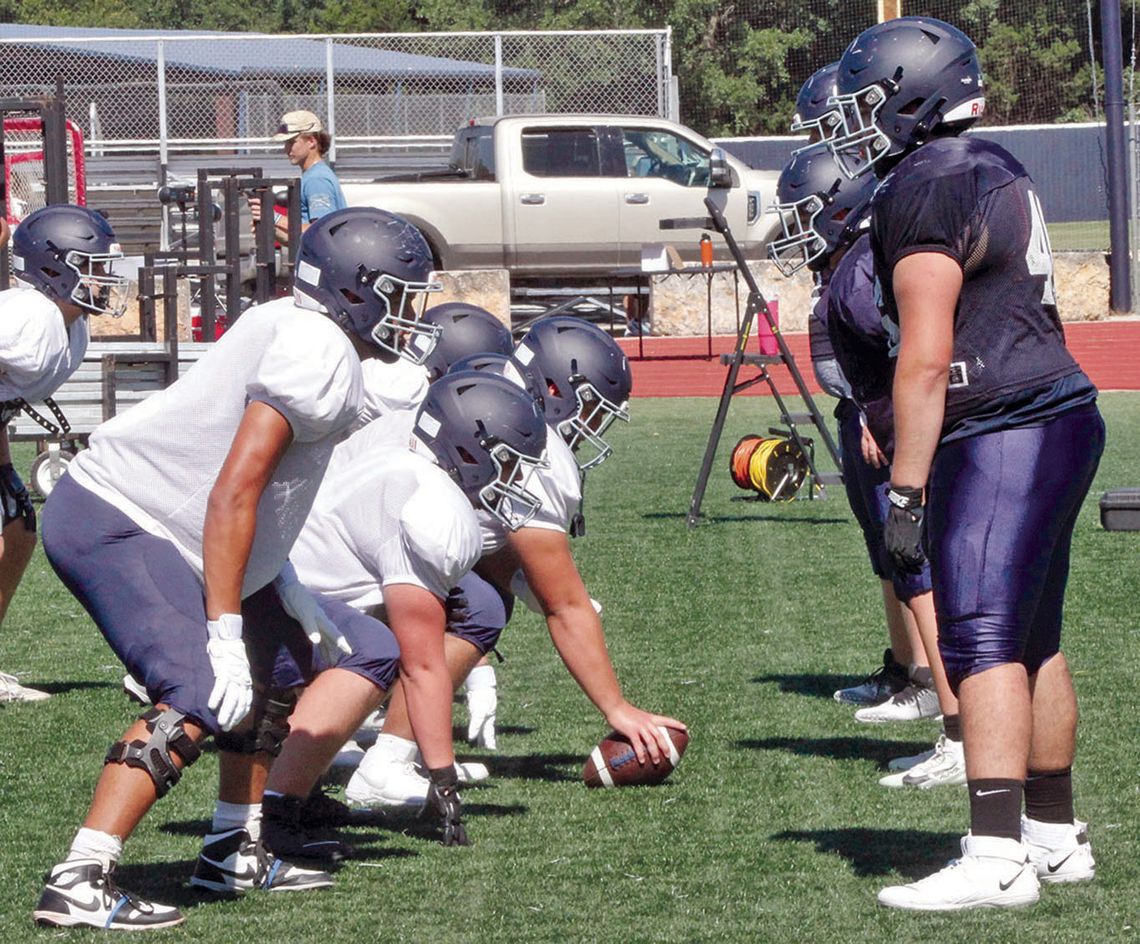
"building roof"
0,24,540,82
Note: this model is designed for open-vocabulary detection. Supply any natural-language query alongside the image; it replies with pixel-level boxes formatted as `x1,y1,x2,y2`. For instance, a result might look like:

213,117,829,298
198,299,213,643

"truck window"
521,128,601,177
620,128,711,187
451,127,496,181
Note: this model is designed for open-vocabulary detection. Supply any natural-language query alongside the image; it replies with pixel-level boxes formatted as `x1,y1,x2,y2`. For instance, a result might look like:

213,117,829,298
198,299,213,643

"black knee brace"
104,707,202,798
214,686,297,756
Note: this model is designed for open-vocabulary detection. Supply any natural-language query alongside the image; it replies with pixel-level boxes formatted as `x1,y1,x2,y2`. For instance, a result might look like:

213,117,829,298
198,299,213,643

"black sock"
942,713,961,742
968,778,1024,840
1025,767,1074,824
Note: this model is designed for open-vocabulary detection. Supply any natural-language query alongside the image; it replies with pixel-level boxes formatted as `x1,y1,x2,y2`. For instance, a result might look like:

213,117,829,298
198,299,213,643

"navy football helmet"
767,143,875,277
448,352,546,412
11,205,129,316
511,316,631,471
409,302,514,381
790,63,842,146
413,370,549,530
293,207,442,359
829,17,985,178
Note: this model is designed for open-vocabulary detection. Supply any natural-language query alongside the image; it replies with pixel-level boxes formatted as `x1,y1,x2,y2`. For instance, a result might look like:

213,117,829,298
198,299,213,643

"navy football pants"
928,404,1105,692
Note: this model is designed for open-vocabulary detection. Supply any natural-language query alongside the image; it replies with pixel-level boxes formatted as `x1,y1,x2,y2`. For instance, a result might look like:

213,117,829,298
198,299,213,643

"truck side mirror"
708,148,733,189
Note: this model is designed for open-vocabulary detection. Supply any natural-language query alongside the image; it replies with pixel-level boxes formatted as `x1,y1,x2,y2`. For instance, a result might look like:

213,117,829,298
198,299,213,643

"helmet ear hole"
455,445,480,466
339,288,365,305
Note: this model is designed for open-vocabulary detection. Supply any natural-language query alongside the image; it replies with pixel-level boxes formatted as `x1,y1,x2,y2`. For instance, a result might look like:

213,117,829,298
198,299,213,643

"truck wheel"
29,449,74,500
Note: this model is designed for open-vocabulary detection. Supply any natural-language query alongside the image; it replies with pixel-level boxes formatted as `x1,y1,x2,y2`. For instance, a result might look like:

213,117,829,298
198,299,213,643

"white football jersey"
356,355,429,428
290,429,481,610
67,298,362,596
0,286,88,403
478,430,581,555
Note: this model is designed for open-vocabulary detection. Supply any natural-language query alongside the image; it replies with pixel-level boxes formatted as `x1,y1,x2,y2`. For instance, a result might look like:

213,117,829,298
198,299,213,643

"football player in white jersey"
346,317,686,808
0,206,128,704
355,300,512,428
32,207,441,931
199,371,547,861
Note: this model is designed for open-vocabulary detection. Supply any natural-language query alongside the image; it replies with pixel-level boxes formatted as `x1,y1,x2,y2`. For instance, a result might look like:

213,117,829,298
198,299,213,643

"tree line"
0,0,1112,135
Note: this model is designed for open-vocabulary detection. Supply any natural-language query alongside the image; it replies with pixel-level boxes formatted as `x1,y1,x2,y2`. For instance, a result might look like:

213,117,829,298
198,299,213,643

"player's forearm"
0,424,12,465
202,486,257,619
400,660,455,769
546,606,625,718
890,358,946,489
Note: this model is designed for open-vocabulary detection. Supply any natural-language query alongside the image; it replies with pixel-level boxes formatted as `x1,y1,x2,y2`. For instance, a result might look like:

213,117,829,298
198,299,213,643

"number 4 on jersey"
1024,189,1057,307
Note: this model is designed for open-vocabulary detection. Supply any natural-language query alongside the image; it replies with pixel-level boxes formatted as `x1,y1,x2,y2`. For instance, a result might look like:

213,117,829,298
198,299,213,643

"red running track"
618,320,1140,397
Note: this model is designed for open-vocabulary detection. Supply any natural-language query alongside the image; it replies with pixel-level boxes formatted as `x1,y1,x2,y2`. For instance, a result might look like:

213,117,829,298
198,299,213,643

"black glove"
0,463,35,532
423,765,469,847
884,485,925,575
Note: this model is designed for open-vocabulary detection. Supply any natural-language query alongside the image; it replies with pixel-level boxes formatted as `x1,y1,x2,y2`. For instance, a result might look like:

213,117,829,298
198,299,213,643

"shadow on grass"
30,680,118,695
736,736,934,768
450,723,536,741
750,671,858,699
114,858,213,910
772,827,961,879
484,751,580,783
642,511,849,525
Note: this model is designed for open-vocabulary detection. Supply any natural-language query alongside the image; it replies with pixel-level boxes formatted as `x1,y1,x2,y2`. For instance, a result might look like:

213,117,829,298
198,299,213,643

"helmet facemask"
791,106,844,149
767,192,832,277
478,438,549,531
66,248,131,317
367,270,443,363
558,380,630,471
827,81,896,179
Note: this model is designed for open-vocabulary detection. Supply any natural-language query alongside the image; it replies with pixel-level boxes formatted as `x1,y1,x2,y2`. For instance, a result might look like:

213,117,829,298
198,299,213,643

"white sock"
68,827,123,870
464,664,497,693
1023,815,1077,845
212,800,262,842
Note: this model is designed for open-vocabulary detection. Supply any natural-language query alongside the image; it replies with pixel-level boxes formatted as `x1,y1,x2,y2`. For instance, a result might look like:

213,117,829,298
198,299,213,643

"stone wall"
646,251,1112,336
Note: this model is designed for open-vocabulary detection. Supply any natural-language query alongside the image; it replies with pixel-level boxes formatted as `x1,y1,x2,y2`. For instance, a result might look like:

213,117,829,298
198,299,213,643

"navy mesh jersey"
826,234,895,454
871,136,1094,438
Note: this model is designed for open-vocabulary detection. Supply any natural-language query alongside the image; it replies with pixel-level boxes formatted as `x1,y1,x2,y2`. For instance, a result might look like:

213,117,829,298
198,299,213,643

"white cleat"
1022,816,1096,884
879,734,965,789
877,834,1040,912
455,761,490,784
34,859,184,929
854,682,940,723
345,735,428,809
0,670,50,703
885,744,936,772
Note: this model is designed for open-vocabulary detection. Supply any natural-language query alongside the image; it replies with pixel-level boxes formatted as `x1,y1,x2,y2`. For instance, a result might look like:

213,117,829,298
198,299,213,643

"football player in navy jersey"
831,17,1103,910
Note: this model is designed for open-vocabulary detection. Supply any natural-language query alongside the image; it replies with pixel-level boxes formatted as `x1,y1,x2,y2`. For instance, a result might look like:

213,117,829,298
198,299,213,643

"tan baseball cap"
273,110,323,141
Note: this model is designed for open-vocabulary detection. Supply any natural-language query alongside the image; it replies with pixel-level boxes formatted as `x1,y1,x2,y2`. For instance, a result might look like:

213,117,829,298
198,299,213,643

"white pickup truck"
343,115,779,278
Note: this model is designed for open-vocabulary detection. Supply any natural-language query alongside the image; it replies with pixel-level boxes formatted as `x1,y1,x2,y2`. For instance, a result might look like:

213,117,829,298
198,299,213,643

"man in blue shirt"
256,110,347,245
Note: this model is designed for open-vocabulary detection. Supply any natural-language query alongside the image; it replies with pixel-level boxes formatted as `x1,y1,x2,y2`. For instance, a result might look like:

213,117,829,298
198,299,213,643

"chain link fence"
0,28,672,161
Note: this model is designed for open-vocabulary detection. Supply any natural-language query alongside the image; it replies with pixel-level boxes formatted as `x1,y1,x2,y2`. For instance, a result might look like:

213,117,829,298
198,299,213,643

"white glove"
466,686,498,750
275,563,352,664
206,613,253,731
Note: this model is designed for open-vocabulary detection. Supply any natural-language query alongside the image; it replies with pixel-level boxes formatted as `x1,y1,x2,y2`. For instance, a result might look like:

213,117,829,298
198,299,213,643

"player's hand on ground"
205,614,253,731
860,425,886,468
424,766,469,846
605,701,687,766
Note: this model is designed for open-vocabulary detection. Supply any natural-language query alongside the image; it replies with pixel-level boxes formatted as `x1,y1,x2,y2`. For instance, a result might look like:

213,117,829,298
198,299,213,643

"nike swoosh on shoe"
1047,852,1075,873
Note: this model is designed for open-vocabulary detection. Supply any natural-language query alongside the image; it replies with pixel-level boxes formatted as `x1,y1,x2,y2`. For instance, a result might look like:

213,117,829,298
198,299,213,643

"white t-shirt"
0,286,89,404
68,298,362,596
356,355,429,428
290,426,481,610
478,430,581,556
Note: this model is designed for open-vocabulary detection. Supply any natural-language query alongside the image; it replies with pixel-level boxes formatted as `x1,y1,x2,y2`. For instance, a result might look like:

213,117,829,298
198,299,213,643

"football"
582,725,689,788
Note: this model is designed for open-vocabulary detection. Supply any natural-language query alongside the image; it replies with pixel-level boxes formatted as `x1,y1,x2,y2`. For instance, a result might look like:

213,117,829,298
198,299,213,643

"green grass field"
1,394,1138,942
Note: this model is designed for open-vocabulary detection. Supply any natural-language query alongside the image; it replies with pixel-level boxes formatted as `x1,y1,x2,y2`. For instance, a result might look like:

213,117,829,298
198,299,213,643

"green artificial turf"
0,393,1137,941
